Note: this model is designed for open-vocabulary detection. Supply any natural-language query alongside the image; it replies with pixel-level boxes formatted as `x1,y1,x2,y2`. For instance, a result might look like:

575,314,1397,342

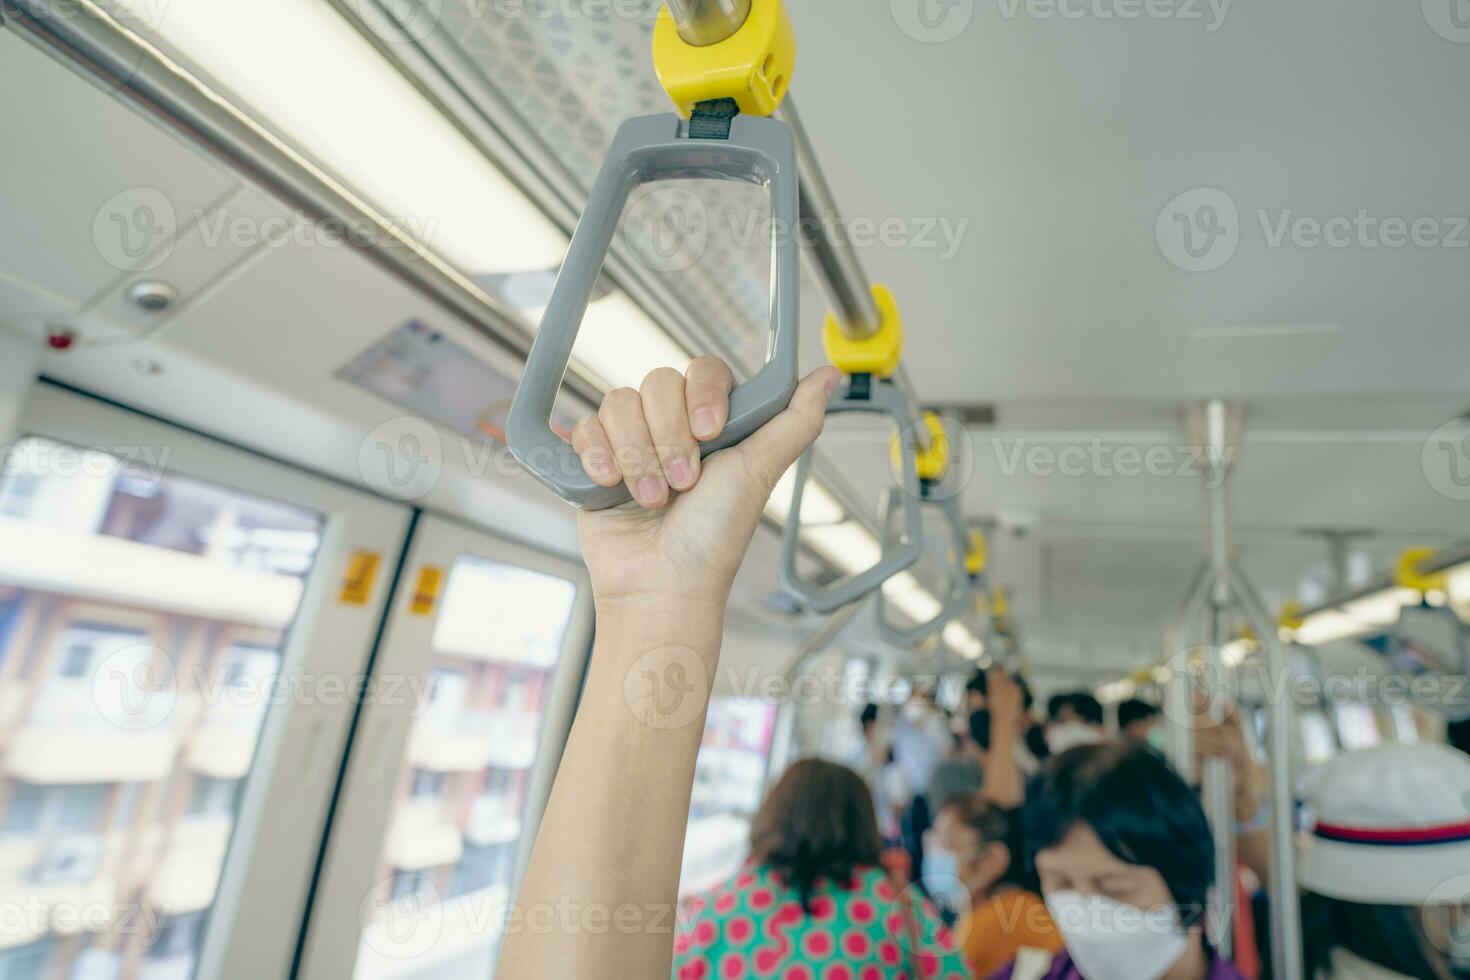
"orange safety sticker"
409,566,445,616
339,550,382,606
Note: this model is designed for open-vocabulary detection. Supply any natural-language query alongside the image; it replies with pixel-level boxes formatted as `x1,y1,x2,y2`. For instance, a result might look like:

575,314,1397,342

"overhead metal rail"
500,0,974,633
1163,400,1303,980
1288,543,1470,623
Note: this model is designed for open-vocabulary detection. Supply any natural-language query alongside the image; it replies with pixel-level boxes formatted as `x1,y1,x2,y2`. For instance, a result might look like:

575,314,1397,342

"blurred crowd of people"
674,670,1470,980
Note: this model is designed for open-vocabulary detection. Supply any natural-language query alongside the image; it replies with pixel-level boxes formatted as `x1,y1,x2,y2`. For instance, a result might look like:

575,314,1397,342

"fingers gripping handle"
506,113,801,510
877,484,976,645
778,379,925,614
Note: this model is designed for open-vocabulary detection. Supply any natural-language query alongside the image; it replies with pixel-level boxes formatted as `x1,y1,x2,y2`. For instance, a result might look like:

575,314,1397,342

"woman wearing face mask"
1300,742,1470,980
930,793,1063,978
991,741,1244,980
1043,693,1106,756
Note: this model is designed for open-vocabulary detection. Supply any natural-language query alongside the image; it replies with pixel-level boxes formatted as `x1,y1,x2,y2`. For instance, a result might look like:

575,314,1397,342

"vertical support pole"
1164,561,1211,779
1201,399,1236,959
1231,563,1304,980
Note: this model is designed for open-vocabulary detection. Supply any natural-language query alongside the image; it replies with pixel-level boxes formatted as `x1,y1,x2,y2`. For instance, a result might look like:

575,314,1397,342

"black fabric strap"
689,98,740,140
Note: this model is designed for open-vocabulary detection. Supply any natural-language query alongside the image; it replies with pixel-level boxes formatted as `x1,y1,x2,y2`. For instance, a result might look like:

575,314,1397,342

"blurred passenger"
673,758,969,979
851,703,912,846
851,702,888,782
1300,742,1470,980
925,670,1030,921
930,730,986,813
1047,693,1079,726
970,668,1046,777
1449,716,1470,758
894,687,956,876
1044,692,1106,756
932,792,1063,979
992,741,1246,980
1118,698,1163,746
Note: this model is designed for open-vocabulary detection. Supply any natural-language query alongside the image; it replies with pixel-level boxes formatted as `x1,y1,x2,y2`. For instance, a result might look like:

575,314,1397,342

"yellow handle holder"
987,585,1012,636
1394,546,1449,596
653,0,797,117
824,284,905,378
887,412,950,483
965,530,987,578
1277,601,1305,635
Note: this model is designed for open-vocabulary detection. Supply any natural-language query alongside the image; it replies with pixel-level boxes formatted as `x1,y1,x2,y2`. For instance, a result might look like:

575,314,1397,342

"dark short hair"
859,702,880,730
968,708,992,750
1047,691,1102,725
1117,698,1161,729
1046,693,1072,721
1303,893,1447,978
966,669,1036,710
940,793,1036,891
1068,693,1105,726
1022,742,1214,926
750,759,883,911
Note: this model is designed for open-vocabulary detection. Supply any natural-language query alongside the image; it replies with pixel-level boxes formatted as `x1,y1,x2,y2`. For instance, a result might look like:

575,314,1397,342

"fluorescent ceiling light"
562,292,692,392
1221,638,1254,668
1288,586,1421,646
117,0,568,272
1096,679,1136,704
942,621,984,660
882,572,943,624
801,522,882,576
766,467,845,526
1449,564,1470,607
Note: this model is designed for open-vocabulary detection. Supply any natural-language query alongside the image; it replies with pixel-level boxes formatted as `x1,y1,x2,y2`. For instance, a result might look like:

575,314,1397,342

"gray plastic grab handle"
779,379,924,614
506,113,800,509
877,482,976,645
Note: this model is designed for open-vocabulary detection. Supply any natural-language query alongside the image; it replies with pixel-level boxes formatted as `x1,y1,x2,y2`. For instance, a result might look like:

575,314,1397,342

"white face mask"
1046,721,1104,756
1045,890,1189,980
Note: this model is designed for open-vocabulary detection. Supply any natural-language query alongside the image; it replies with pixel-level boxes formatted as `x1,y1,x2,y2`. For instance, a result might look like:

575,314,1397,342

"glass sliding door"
298,516,592,980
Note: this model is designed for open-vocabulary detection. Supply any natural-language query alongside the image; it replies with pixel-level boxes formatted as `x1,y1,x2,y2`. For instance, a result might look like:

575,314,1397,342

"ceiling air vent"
929,403,997,427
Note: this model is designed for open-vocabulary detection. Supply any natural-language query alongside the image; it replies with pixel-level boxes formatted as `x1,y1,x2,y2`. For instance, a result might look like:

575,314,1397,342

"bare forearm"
497,597,725,979
981,721,1024,809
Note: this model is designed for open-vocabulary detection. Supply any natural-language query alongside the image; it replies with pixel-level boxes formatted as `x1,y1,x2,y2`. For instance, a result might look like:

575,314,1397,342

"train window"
1335,702,1383,751
298,516,593,980
680,698,779,896
0,432,322,974
6,385,412,979
1298,710,1339,766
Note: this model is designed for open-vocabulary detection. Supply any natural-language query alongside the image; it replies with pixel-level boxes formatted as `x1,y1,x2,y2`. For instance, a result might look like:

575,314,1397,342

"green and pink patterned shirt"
673,863,970,980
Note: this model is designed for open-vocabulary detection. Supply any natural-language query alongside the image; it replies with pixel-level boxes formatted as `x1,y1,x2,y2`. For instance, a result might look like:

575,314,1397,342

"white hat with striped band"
1301,742,1470,905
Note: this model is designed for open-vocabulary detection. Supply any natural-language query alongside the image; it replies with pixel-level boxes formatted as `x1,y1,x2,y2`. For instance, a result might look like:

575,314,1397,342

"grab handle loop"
506,112,800,509
876,481,976,645
778,378,924,613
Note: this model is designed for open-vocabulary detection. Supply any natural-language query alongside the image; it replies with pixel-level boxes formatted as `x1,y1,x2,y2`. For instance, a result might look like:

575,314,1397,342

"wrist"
593,593,727,654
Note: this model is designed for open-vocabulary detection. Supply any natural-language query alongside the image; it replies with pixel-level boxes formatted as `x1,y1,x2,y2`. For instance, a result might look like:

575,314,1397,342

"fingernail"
668,457,693,489
635,476,663,505
589,452,614,479
823,371,840,396
692,408,717,439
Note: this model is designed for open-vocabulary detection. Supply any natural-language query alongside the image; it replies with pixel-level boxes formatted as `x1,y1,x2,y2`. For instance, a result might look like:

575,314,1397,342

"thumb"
741,366,841,486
